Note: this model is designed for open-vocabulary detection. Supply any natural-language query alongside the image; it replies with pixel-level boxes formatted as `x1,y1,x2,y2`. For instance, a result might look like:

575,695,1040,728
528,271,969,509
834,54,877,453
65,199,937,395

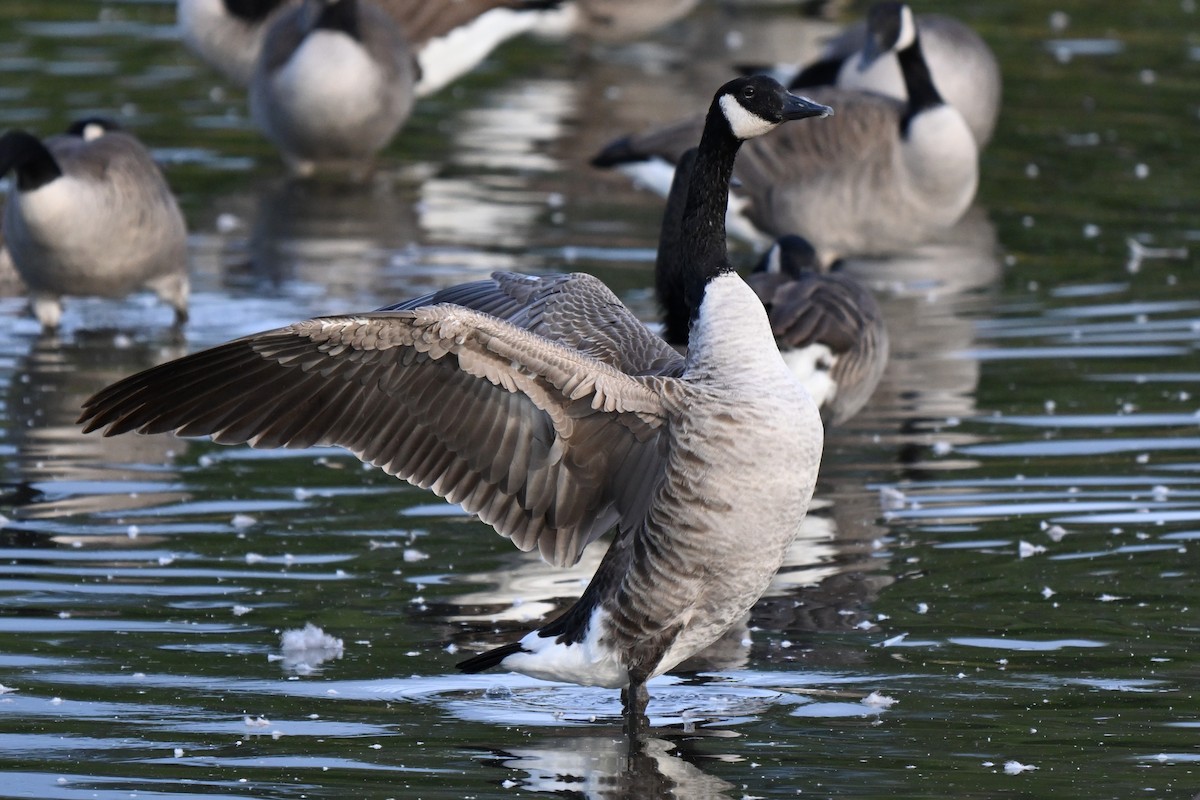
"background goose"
78,76,830,725
178,0,566,96
593,3,978,264
747,236,889,426
657,148,888,426
250,0,418,175
775,3,1001,148
0,120,188,331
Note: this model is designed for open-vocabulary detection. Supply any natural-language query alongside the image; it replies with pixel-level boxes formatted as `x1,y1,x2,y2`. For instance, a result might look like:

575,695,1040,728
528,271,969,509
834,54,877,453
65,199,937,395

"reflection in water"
839,206,1004,474
6,331,190,519
499,733,734,800
243,176,421,302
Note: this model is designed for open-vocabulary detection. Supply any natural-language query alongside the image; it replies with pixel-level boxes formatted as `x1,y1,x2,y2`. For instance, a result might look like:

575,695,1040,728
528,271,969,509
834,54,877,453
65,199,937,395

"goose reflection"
494,733,735,800
240,176,424,302
7,331,190,520
837,205,1004,475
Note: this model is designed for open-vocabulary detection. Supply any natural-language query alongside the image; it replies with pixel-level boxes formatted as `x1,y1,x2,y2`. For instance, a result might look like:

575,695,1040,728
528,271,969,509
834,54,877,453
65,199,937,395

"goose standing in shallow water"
0,120,188,331
250,0,417,175
656,149,888,426
179,0,567,96
78,76,830,726
593,2,978,263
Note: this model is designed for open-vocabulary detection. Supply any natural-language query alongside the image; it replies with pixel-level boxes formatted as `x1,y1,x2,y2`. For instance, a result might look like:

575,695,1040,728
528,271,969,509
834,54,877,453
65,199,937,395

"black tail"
590,136,644,168
457,641,524,673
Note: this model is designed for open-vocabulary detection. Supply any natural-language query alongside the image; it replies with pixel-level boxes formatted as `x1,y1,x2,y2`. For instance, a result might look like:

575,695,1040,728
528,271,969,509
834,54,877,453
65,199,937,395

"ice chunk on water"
1003,760,1037,774
1019,541,1046,558
277,623,344,674
862,691,896,708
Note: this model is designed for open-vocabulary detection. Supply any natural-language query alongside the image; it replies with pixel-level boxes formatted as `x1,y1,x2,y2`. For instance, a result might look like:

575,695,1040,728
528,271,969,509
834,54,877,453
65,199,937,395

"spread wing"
381,271,686,378
79,305,674,568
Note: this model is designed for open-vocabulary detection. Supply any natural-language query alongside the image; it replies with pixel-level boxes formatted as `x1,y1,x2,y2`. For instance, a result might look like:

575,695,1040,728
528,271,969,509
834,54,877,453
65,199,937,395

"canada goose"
250,0,418,175
787,4,1001,148
78,76,831,726
657,149,887,426
593,2,979,264
0,120,188,331
178,0,565,96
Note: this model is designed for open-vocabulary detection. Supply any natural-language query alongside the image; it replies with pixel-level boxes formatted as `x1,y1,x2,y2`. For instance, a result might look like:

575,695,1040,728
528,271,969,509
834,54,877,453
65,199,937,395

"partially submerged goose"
179,0,565,96
250,0,418,175
593,2,979,263
78,76,830,725
787,2,1001,148
656,149,888,426
0,120,188,331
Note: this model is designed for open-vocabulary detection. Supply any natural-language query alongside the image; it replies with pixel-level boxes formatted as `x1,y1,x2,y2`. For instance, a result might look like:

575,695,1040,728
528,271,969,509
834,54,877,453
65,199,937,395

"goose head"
65,117,123,142
0,131,62,192
715,75,833,142
223,0,291,22
308,0,359,37
757,235,822,279
858,2,918,71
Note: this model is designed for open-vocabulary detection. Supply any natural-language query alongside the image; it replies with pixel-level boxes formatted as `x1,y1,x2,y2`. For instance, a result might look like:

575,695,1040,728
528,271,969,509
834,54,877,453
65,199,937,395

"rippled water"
1,1,1199,797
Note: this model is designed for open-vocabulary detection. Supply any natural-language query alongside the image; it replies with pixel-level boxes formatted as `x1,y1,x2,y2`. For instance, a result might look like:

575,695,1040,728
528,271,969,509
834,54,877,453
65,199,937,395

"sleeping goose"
178,0,565,96
78,75,831,726
656,148,888,426
770,3,1000,148
746,236,888,426
0,119,188,331
593,2,978,264
250,0,418,175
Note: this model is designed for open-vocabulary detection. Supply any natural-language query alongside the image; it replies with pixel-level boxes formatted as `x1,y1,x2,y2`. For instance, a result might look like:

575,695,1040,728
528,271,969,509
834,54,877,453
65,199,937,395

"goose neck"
897,34,944,131
680,114,740,318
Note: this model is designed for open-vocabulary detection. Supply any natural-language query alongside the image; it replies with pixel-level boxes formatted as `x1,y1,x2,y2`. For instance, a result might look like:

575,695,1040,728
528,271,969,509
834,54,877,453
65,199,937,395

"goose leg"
621,672,650,736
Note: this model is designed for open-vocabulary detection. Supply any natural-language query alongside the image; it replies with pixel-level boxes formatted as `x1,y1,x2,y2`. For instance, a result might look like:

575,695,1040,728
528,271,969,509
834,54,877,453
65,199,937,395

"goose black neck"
655,148,698,345
316,0,360,38
224,0,288,22
897,34,944,134
0,131,62,192
679,107,742,330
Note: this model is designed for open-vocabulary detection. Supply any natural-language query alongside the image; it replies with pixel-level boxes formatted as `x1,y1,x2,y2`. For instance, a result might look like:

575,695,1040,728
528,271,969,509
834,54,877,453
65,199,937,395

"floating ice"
1019,541,1047,558
862,691,896,708
879,486,907,510
1004,760,1038,774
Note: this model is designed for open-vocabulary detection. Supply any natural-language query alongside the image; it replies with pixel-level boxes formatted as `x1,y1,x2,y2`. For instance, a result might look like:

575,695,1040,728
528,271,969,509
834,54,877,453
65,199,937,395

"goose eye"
742,86,756,99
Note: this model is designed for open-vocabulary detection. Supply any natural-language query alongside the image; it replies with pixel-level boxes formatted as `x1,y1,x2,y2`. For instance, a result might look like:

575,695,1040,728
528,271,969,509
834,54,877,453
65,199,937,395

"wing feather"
80,304,671,568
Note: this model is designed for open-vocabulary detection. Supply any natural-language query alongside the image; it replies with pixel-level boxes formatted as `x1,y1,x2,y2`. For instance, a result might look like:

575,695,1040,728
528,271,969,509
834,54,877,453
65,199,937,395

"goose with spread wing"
79,76,830,725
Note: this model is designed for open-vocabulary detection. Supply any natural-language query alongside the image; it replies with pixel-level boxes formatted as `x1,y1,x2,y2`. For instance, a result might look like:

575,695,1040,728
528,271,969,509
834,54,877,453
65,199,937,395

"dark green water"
0,1,1198,798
